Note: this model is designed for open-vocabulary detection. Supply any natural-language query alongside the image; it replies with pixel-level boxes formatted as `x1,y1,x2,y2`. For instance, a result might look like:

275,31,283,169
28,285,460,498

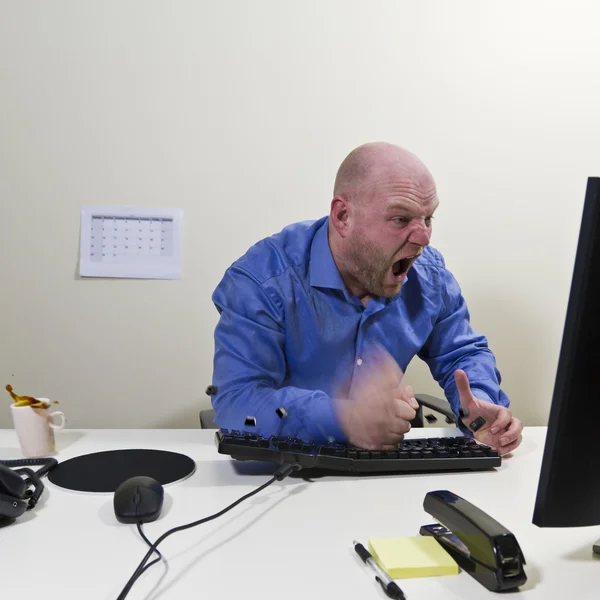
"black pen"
353,540,406,600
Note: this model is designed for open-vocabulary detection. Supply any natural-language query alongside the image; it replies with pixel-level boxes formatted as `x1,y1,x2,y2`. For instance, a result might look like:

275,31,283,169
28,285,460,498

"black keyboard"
215,429,501,474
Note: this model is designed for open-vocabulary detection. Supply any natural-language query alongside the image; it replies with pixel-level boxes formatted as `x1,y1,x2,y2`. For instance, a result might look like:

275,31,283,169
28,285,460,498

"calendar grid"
90,216,175,262
79,206,183,280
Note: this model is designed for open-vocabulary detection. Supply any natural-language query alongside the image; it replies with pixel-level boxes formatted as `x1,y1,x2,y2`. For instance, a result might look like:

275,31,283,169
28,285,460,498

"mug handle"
49,411,66,430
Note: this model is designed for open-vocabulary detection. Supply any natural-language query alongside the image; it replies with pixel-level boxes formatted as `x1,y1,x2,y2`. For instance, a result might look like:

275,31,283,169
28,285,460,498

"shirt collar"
309,218,347,291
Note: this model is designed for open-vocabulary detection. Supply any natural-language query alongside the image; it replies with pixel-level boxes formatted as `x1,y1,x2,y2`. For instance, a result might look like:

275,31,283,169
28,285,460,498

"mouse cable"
136,522,164,575
116,462,302,600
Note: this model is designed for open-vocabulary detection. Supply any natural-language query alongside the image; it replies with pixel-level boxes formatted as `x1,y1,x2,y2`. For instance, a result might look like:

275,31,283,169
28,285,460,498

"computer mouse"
113,476,164,524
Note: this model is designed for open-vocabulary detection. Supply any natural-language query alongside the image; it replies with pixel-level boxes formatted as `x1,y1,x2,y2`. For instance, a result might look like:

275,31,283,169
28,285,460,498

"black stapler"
420,490,527,592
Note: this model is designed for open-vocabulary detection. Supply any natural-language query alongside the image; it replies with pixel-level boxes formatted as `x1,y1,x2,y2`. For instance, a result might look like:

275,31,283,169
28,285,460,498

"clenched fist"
336,347,418,449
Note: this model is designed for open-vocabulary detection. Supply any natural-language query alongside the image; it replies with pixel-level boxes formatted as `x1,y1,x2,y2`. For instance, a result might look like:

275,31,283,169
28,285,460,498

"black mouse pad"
48,449,196,493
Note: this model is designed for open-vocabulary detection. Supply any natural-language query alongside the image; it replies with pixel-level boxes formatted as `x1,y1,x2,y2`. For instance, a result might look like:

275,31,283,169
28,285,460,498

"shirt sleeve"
417,264,510,419
210,265,346,442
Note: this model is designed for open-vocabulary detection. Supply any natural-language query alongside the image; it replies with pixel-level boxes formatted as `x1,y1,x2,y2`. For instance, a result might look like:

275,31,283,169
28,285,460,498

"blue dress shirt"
211,216,509,442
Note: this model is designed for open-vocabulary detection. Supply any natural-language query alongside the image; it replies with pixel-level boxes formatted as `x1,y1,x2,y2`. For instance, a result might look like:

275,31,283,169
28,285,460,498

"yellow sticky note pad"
368,536,459,579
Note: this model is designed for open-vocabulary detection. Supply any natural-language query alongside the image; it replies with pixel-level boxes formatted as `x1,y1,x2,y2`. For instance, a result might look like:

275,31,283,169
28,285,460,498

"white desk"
1,427,598,600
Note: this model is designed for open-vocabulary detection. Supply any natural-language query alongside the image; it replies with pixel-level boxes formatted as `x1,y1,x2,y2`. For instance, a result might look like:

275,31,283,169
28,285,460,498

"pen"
353,540,406,600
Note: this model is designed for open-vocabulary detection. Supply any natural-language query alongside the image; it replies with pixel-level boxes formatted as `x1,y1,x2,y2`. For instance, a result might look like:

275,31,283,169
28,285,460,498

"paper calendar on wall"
79,206,183,279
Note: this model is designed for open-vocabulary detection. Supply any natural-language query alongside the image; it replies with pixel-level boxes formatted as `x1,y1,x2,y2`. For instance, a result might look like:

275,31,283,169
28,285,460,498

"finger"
498,435,522,456
490,407,512,435
380,432,406,449
393,398,417,422
499,418,523,447
374,407,410,447
386,422,411,438
400,384,419,410
381,441,404,450
378,429,407,447
387,410,412,433
386,418,412,438
454,369,475,406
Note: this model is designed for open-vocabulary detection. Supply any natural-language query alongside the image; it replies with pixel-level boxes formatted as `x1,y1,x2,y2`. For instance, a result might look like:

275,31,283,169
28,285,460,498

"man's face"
345,178,438,298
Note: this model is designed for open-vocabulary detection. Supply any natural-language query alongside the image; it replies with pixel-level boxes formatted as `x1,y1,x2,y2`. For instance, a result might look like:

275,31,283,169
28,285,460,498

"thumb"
454,369,476,407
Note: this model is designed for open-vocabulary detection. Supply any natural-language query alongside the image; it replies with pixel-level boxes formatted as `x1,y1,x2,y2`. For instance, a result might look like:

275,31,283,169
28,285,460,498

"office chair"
200,408,218,429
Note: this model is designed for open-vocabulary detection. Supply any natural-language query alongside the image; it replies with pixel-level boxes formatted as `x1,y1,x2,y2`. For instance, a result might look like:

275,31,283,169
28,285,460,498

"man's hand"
455,369,523,456
336,347,418,449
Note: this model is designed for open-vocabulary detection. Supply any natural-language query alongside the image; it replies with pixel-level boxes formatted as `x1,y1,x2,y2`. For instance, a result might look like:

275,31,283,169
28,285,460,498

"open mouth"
392,254,419,277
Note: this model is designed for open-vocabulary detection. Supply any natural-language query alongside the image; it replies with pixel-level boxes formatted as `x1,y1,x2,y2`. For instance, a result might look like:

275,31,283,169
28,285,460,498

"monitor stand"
594,539,600,555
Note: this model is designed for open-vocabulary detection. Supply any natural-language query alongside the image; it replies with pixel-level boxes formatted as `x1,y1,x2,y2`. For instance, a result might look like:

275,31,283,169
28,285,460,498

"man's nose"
408,222,431,246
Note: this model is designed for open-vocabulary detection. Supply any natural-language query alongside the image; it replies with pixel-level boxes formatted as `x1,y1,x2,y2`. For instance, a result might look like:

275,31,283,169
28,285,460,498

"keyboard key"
229,437,247,445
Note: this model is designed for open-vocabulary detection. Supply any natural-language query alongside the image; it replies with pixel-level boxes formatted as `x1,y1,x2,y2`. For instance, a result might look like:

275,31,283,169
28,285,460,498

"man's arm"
417,264,510,417
210,265,345,442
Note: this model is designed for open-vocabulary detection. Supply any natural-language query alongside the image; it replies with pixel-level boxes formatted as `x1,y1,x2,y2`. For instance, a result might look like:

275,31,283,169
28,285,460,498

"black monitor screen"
533,177,600,527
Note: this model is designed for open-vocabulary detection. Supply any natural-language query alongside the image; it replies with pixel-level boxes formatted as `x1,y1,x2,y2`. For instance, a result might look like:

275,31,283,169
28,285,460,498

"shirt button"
356,358,363,366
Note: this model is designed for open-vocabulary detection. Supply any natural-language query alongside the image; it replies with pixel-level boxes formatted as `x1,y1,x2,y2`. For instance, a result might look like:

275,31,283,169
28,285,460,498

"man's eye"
425,216,434,226
392,217,408,224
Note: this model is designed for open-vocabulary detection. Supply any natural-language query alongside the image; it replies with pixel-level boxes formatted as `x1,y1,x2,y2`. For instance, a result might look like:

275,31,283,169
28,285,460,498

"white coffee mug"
10,400,66,457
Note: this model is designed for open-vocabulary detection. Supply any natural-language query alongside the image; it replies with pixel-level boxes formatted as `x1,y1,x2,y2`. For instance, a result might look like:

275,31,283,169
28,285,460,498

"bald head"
333,142,434,203
328,142,439,301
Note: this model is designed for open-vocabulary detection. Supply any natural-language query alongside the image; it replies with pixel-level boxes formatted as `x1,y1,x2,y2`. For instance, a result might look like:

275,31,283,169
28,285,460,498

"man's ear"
330,196,350,238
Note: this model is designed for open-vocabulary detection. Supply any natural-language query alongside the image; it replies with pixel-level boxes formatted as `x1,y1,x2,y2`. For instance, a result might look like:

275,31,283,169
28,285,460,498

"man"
210,142,523,455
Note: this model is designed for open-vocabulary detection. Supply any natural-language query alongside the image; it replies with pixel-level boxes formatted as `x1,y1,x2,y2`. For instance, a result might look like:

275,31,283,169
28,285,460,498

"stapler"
420,490,527,592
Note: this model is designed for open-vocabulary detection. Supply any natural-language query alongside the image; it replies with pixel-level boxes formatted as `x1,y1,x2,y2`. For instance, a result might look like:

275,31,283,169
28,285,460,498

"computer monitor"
533,176,600,528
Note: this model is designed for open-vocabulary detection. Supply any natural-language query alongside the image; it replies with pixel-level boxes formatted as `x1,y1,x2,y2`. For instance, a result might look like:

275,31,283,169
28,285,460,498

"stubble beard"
347,234,401,299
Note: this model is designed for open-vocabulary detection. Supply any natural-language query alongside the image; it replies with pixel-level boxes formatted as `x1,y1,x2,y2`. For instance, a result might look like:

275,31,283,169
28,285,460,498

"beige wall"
1,1,599,429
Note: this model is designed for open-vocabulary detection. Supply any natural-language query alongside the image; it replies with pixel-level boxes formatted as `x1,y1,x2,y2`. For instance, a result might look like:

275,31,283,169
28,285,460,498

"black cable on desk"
116,463,301,599
0,457,58,478
136,522,163,575
0,458,58,510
